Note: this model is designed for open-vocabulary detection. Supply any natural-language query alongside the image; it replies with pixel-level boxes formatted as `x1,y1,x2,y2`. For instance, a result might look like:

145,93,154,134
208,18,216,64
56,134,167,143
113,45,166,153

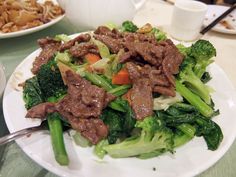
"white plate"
0,63,6,97
3,43,236,177
203,5,236,34
0,0,65,39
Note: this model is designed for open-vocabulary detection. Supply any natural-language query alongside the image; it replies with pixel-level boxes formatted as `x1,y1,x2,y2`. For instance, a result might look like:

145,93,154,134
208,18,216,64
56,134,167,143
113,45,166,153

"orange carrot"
85,53,101,64
112,68,131,85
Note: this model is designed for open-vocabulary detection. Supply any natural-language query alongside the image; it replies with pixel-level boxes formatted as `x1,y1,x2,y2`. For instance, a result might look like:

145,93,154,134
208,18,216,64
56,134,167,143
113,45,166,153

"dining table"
0,0,236,176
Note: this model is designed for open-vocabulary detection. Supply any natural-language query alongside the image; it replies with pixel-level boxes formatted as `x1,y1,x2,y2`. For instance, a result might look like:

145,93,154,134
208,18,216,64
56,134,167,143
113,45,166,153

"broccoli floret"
37,59,67,100
176,44,190,56
151,27,167,42
103,116,173,158
121,21,138,32
190,40,216,78
178,56,212,105
23,76,44,109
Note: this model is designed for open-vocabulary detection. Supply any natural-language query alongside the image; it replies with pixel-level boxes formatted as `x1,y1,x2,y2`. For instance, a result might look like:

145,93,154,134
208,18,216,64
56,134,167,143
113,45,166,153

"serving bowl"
57,0,146,30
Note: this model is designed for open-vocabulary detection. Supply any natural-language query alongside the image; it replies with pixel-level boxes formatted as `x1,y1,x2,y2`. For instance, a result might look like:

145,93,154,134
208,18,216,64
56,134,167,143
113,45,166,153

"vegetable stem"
176,80,214,117
84,72,113,91
47,113,69,166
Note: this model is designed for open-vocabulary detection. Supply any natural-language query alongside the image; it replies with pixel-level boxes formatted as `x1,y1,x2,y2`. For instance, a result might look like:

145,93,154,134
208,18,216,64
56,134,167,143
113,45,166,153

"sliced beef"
153,85,175,97
126,62,141,81
162,39,184,86
56,71,107,119
120,41,164,65
126,62,175,97
130,78,153,120
26,102,56,119
68,117,108,144
94,26,122,39
94,34,123,54
104,93,116,108
59,33,91,51
31,37,61,74
69,42,99,58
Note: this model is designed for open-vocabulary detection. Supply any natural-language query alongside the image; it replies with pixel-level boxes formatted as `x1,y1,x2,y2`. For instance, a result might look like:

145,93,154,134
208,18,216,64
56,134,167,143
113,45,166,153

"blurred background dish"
0,0,65,38
57,0,146,31
203,5,236,34
0,63,6,97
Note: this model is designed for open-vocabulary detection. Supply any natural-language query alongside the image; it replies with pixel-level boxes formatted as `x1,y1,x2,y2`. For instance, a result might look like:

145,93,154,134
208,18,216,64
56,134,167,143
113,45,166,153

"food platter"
3,40,236,177
0,0,65,39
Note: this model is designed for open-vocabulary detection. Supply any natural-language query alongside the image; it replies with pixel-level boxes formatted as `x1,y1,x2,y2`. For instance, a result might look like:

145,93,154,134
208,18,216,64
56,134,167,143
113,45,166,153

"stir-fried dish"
0,0,64,33
22,21,223,165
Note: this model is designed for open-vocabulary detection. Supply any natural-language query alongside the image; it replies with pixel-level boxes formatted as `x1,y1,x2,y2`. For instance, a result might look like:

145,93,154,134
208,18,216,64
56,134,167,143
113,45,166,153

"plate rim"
2,36,236,177
0,15,65,39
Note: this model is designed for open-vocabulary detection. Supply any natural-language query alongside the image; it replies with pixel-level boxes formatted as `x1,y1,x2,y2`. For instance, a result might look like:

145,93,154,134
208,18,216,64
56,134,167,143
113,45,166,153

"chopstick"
200,4,236,35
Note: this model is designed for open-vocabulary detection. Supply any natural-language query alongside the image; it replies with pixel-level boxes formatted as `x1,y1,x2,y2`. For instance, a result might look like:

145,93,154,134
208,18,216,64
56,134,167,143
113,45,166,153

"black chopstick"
200,4,236,35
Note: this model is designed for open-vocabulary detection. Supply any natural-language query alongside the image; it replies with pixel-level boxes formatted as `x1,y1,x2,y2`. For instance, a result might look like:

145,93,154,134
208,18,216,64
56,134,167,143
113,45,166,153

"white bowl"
0,63,6,97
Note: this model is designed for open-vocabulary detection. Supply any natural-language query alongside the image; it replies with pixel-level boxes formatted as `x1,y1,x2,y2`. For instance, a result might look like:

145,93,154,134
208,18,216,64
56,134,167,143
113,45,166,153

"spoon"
0,120,48,145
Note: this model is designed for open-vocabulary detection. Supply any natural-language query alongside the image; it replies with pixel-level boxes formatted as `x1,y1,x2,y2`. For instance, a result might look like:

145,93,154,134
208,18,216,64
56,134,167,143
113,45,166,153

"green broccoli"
37,59,67,100
23,76,44,109
121,21,138,32
178,56,212,105
190,40,216,78
176,43,190,56
151,27,167,42
103,116,173,158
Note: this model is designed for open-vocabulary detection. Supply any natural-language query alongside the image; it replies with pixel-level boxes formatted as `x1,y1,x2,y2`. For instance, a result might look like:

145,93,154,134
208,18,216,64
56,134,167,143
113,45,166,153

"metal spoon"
0,120,48,145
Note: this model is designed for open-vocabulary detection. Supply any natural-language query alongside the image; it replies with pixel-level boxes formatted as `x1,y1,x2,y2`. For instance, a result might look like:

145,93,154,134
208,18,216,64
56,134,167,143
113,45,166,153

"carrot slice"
112,68,131,85
85,53,101,64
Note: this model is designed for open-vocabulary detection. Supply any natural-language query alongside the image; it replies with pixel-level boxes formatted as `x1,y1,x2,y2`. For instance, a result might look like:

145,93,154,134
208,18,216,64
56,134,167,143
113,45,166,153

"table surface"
0,0,236,177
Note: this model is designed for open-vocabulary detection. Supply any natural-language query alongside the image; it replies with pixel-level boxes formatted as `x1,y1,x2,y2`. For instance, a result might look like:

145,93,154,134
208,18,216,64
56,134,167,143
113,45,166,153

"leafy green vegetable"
175,80,214,117
195,115,223,150
93,39,110,58
37,59,67,100
151,27,167,42
47,113,69,165
177,123,196,138
111,49,124,74
100,108,124,144
73,132,91,147
94,139,109,159
173,130,193,148
55,51,72,63
201,72,212,84
23,76,44,109
121,21,138,32
190,40,216,78
108,85,131,96
84,72,113,91
100,100,136,144
54,34,71,42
